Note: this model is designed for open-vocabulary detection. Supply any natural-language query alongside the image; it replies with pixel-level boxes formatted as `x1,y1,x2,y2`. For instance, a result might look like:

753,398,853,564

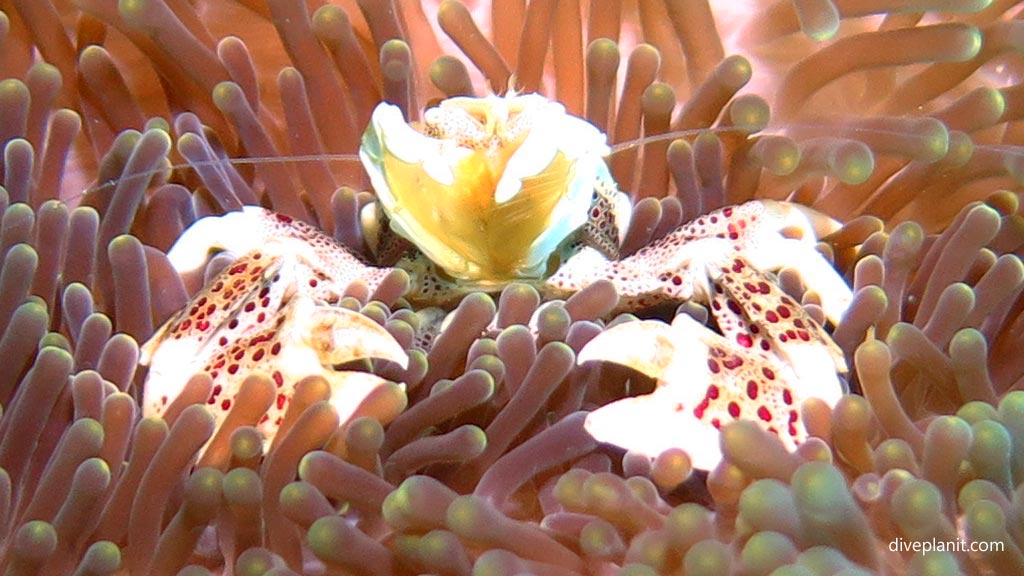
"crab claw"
707,253,848,381
143,209,409,452
578,314,843,470
577,316,693,381
578,317,725,469
582,389,726,471
303,302,410,368
737,200,852,324
143,292,409,448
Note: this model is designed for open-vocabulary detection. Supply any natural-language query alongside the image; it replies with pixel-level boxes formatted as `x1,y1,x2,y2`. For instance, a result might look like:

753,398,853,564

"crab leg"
165,206,394,295
548,199,853,324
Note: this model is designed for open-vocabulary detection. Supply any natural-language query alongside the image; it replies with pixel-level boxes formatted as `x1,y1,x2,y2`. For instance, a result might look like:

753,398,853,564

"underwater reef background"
2,0,1024,574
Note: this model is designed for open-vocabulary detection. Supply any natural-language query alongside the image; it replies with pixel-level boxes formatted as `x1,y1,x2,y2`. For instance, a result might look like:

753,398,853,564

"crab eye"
360,93,611,284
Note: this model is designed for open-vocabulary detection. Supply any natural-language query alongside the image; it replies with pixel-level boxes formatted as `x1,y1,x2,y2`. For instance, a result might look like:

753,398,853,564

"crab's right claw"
284,302,410,428
738,200,853,324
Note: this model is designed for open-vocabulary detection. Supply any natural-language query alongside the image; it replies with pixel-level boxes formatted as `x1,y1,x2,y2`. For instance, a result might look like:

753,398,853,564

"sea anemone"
1,0,1024,574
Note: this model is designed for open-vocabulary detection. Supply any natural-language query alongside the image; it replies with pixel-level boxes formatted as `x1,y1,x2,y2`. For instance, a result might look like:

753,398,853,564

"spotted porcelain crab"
140,92,852,469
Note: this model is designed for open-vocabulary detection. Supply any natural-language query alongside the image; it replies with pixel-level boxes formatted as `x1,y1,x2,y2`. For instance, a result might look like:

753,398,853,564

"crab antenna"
69,123,1024,205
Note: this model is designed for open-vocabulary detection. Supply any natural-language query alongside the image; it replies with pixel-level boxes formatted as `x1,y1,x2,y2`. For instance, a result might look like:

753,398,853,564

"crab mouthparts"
382,147,576,279
360,94,610,284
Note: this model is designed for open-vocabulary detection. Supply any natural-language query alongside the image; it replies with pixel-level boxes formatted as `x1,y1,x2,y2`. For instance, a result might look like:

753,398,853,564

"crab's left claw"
578,316,725,469
579,314,843,470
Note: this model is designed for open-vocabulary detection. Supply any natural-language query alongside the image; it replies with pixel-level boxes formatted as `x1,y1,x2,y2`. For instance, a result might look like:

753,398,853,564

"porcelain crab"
140,92,853,469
